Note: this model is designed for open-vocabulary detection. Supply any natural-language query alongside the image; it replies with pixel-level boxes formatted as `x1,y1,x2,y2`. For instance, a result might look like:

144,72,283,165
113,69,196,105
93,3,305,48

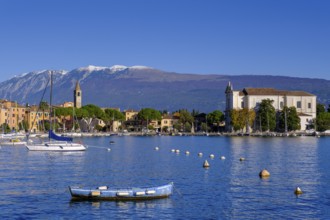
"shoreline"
80,131,330,137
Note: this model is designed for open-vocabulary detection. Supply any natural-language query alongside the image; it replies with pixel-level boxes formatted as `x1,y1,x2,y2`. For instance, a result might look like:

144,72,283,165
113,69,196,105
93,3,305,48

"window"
297,101,301,108
241,101,244,108
280,102,284,109
308,103,311,109
306,119,308,122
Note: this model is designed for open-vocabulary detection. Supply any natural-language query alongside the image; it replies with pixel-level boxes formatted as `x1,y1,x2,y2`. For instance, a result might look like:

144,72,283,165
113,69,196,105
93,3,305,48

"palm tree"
39,101,49,132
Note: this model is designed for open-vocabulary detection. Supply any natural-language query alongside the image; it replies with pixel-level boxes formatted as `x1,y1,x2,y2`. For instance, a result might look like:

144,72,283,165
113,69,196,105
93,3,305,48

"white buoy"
198,152,203,157
155,147,159,151
203,160,210,168
240,157,245,161
175,149,180,154
185,151,190,155
294,187,303,195
107,148,111,151
209,154,215,159
171,149,175,152
220,156,226,160
259,169,270,178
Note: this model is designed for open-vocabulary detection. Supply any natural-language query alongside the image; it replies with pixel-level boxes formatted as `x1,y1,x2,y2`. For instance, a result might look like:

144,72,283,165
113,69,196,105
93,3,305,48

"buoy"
175,149,180,154
203,160,210,168
259,169,270,178
239,157,245,161
198,153,203,157
107,148,111,151
155,147,159,150
294,187,303,195
209,154,215,159
171,149,175,152
220,156,226,160
185,151,190,155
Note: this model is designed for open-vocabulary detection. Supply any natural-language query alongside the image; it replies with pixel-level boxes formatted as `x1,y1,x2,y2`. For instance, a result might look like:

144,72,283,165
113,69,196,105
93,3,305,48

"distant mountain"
0,65,329,113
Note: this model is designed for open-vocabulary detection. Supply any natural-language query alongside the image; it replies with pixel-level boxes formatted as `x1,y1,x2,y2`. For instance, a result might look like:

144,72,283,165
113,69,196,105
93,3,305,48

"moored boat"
1,138,27,146
69,182,174,201
25,71,86,152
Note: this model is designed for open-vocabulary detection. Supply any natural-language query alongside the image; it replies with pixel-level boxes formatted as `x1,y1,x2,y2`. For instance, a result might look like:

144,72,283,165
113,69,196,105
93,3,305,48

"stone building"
74,81,82,108
225,82,317,132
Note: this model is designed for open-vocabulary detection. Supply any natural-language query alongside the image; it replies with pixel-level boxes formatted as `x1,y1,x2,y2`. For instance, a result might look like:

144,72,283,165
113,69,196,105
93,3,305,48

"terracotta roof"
242,88,315,96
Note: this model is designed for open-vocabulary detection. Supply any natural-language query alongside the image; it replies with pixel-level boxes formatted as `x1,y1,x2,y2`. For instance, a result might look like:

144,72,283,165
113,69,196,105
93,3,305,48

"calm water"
1,136,330,219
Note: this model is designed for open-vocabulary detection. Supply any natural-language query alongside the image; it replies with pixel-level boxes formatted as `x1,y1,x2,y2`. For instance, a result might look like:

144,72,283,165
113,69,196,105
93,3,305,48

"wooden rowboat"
69,182,173,201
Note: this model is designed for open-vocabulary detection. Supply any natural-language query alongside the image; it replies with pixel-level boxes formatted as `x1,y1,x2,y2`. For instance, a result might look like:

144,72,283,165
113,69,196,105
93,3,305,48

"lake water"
1,136,330,219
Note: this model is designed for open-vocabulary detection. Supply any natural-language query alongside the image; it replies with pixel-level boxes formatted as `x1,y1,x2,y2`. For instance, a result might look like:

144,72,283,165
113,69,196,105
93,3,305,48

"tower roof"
75,81,81,91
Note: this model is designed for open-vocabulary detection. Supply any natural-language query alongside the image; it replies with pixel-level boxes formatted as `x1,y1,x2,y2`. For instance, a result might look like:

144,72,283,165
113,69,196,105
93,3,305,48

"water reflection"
1,136,329,219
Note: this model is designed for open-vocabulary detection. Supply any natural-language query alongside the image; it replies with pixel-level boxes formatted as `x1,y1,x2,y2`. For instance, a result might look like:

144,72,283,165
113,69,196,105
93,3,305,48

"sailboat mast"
49,71,53,142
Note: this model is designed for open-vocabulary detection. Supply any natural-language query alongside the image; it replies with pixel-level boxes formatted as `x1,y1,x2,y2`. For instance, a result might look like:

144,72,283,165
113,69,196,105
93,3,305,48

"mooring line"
173,185,183,198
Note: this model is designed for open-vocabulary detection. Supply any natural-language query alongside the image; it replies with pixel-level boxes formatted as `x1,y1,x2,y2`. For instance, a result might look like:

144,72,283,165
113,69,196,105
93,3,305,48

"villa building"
0,100,26,131
124,109,139,121
161,114,179,132
25,105,50,133
225,82,317,132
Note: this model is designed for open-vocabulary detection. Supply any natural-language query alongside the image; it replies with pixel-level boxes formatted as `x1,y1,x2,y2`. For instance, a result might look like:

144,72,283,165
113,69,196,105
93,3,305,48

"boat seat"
98,186,108,190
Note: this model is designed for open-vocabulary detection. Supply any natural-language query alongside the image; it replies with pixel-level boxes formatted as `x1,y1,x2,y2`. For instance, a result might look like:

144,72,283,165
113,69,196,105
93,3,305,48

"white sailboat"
26,71,86,151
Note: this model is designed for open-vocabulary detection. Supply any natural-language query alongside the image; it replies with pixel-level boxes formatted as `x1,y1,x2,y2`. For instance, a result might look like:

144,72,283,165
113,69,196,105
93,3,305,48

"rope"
173,185,183,198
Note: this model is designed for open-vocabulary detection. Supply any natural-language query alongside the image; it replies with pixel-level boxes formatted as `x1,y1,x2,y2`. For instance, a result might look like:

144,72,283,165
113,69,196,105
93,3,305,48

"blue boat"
69,182,174,201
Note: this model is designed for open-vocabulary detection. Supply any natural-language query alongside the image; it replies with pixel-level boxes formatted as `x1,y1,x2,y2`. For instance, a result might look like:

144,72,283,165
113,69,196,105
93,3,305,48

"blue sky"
0,0,329,81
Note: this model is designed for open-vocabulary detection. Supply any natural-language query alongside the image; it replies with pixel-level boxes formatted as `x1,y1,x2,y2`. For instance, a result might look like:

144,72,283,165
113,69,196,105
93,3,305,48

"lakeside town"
1,80,329,139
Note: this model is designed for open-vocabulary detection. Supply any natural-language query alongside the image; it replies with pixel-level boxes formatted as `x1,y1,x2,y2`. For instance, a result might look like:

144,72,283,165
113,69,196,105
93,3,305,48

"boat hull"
26,142,86,151
69,183,173,201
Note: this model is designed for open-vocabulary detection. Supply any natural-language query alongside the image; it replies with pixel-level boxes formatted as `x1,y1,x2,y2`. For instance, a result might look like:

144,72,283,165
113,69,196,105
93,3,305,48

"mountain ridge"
0,65,329,112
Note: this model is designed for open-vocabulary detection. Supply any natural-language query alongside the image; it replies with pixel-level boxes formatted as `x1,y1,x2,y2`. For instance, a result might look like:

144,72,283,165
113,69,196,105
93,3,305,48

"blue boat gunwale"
69,182,174,201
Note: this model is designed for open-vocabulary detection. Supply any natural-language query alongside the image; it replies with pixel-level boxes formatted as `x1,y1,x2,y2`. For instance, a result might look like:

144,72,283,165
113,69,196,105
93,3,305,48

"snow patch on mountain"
130,65,152,70
110,65,128,71
77,65,108,72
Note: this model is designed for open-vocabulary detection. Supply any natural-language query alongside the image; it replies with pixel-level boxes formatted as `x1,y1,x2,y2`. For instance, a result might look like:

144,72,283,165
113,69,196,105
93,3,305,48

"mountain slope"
0,66,329,112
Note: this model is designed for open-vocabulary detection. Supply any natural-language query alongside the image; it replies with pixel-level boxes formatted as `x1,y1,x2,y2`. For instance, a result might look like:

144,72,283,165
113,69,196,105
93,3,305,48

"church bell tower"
74,81,82,108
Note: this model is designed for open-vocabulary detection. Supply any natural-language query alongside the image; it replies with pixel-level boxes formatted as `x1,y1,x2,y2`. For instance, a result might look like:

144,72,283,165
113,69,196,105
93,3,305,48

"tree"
104,109,125,121
178,109,194,127
201,122,209,132
184,122,192,132
79,104,106,132
229,108,255,132
207,110,224,131
257,99,276,132
316,112,330,132
39,101,49,131
162,126,169,133
104,109,125,132
174,109,194,132
137,108,161,131
230,109,241,132
137,108,162,121
328,104,330,113
81,104,106,120
278,106,301,132
317,103,326,115
1,123,11,133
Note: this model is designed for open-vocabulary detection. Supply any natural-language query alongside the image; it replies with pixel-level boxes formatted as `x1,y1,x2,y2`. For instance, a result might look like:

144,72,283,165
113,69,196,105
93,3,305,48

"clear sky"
0,0,329,82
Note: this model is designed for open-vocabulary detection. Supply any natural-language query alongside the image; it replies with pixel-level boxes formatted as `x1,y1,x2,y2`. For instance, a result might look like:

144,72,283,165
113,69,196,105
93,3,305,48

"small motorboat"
109,141,115,144
69,182,173,201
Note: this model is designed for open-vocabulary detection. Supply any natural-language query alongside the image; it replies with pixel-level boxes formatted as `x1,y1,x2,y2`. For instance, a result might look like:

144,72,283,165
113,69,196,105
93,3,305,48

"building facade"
225,82,317,132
